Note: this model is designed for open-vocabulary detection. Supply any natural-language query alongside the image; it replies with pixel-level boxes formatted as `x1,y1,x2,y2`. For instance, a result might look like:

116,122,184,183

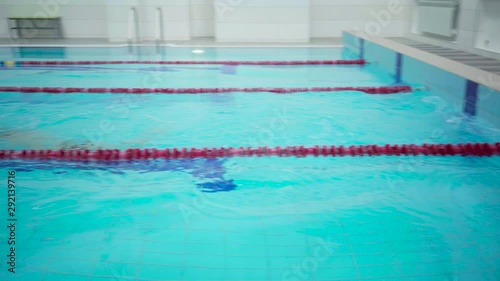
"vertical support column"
464,80,479,116
395,53,403,84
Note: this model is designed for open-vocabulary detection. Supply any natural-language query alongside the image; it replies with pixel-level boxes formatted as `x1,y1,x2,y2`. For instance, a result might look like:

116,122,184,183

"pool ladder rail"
155,7,164,54
128,7,140,53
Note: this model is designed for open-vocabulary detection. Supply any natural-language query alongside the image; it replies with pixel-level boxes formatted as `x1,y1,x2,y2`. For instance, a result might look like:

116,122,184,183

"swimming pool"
0,46,499,281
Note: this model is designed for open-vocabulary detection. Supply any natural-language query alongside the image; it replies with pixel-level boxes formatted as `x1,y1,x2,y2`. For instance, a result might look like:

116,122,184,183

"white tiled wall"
215,0,311,43
474,0,500,54
409,0,500,58
457,0,482,52
191,0,214,37
141,0,190,41
311,0,414,38
0,0,107,39
3,0,495,45
105,0,138,42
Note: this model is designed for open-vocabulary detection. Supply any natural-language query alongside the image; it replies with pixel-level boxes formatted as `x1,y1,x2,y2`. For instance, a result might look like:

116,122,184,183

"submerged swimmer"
0,128,236,193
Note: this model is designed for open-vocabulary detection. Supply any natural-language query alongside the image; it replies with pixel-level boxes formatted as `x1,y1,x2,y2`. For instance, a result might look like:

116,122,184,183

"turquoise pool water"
0,47,499,281
0,47,343,61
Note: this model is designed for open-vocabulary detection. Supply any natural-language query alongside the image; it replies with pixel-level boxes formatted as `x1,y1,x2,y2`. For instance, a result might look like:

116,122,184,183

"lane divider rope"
1,143,498,161
5,59,367,66
0,86,416,94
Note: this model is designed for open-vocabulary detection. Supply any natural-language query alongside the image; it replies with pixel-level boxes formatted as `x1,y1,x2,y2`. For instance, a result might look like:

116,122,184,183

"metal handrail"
128,7,139,52
155,7,164,54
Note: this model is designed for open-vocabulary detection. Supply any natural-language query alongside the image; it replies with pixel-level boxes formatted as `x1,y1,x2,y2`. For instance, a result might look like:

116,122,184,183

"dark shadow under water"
0,158,237,193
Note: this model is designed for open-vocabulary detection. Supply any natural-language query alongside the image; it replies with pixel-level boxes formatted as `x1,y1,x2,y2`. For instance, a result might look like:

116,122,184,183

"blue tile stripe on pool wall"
395,52,402,83
464,80,479,116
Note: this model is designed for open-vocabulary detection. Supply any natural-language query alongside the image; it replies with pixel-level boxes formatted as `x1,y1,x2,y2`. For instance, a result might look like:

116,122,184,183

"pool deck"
346,31,500,92
389,37,500,76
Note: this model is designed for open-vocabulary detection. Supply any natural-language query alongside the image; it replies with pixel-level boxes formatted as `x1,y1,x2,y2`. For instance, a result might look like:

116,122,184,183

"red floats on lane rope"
18,59,367,66
0,86,414,95
1,143,498,161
